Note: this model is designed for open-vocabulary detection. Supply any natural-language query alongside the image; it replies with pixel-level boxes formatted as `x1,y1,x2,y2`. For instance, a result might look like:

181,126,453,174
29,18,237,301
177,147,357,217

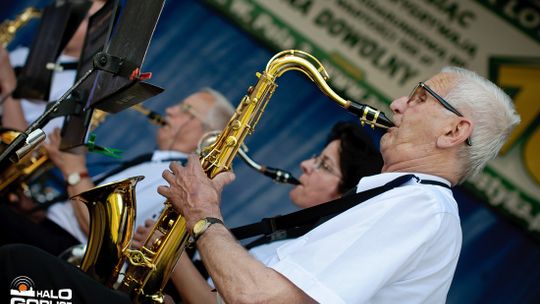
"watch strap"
66,171,90,186
192,217,224,242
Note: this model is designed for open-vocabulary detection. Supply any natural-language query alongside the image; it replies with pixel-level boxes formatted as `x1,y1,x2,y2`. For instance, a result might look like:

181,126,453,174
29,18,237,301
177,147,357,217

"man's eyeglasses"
409,82,472,146
311,154,341,178
179,103,210,128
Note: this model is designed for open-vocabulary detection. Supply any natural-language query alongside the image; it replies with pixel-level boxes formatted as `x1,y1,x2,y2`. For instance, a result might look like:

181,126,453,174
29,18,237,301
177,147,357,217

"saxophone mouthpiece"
347,102,394,129
261,166,301,185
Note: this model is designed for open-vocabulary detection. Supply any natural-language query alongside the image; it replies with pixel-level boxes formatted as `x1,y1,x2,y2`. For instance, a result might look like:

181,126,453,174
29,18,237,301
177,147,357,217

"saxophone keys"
225,136,238,147
231,120,241,130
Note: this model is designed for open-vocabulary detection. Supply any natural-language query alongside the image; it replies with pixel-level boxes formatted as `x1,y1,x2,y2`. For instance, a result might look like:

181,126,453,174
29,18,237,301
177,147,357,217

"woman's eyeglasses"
311,154,341,178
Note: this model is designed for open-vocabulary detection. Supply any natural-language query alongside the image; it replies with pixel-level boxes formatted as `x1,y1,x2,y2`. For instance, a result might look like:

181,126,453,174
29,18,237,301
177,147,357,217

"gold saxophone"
0,7,41,48
0,129,51,198
72,50,394,303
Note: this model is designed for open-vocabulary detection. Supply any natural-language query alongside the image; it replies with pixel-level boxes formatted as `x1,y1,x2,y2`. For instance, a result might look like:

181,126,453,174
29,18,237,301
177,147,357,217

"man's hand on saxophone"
158,154,235,231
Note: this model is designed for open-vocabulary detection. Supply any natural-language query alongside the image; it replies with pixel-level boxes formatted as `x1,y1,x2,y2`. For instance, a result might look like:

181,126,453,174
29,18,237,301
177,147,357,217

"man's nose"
390,96,409,114
165,105,178,116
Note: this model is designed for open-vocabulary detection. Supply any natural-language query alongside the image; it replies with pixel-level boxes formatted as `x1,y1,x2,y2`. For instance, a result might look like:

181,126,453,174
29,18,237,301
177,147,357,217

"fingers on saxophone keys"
157,184,169,198
187,154,201,170
162,169,174,184
168,160,184,174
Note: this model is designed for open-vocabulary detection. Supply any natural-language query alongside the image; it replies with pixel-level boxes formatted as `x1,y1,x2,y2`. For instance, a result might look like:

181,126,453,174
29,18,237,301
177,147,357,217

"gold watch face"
193,219,209,236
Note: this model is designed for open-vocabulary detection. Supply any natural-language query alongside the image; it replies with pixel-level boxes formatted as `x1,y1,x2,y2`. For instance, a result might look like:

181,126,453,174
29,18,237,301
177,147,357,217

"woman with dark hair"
289,121,383,208
166,121,384,303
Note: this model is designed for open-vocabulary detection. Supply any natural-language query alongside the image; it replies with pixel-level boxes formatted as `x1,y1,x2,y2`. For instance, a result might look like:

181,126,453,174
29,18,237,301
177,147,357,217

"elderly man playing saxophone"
0,66,519,304
158,66,520,303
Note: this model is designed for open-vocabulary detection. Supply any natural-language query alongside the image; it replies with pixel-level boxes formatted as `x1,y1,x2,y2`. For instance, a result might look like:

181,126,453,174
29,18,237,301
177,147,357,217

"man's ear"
437,117,473,148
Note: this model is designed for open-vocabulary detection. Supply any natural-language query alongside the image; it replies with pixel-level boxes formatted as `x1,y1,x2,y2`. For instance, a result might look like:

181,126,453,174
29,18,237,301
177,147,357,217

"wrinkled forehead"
180,92,215,116
424,73,459,98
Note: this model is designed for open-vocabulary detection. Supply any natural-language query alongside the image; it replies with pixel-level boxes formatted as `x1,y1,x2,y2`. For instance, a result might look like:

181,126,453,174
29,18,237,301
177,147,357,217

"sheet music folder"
12,0,91,101
89,0,165,112
59,0,118,151
60,0,164,151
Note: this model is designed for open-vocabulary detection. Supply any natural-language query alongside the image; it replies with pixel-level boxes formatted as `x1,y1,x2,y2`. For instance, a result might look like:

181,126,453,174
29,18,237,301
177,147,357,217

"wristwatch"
66,171,90,186
192,217,224,242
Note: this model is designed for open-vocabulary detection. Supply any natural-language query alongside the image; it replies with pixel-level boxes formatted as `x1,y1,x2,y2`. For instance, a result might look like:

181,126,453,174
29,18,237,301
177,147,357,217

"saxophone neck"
265,50,394,130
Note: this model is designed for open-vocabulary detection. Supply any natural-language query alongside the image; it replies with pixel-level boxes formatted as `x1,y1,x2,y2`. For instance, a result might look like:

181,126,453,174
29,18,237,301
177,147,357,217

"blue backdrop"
2,1,540,303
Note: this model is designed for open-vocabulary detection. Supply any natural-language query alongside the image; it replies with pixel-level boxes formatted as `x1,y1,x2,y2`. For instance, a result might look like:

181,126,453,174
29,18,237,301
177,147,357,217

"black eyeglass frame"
411,82,472,146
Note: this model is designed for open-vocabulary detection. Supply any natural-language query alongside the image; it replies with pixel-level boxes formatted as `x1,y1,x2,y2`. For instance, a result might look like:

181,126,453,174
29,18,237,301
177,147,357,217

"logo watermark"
9,276,73,304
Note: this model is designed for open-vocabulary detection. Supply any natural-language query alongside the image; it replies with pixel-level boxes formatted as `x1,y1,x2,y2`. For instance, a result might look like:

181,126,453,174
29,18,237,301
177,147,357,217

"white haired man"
0,67,520,304
158,67,520,303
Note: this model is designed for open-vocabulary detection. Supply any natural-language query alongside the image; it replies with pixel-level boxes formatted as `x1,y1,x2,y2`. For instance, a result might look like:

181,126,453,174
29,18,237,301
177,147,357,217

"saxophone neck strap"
231,174,451,247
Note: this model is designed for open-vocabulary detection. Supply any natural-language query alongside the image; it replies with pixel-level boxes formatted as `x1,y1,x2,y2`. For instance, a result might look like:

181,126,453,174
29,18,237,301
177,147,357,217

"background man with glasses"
156,66,521,303
0,88,234,256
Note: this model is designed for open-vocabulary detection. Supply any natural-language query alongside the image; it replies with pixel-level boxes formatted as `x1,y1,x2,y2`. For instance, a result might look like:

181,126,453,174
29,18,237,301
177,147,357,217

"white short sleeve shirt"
263,172,462,304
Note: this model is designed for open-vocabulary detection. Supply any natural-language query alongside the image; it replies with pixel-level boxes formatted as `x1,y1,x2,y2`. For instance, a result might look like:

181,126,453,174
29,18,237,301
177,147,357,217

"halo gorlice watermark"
9,276,73,304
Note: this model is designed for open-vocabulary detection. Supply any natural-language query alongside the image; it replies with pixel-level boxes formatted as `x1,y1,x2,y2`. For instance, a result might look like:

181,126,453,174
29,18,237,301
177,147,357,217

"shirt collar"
151,150,188,162
355,172,451,193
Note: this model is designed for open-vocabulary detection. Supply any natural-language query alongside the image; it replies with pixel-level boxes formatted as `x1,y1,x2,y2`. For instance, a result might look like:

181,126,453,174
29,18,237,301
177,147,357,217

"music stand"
59,0,119,152
88,0,165,113
12,0,92,101
60,0,165,151
0,0,165,169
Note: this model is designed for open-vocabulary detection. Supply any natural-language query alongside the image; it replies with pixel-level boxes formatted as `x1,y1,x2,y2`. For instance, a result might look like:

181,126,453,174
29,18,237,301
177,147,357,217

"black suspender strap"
58,62,79,71
93,153,187,185
418,179,451,189
34,154,185,212
231,174,417,243
93,153,154,185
